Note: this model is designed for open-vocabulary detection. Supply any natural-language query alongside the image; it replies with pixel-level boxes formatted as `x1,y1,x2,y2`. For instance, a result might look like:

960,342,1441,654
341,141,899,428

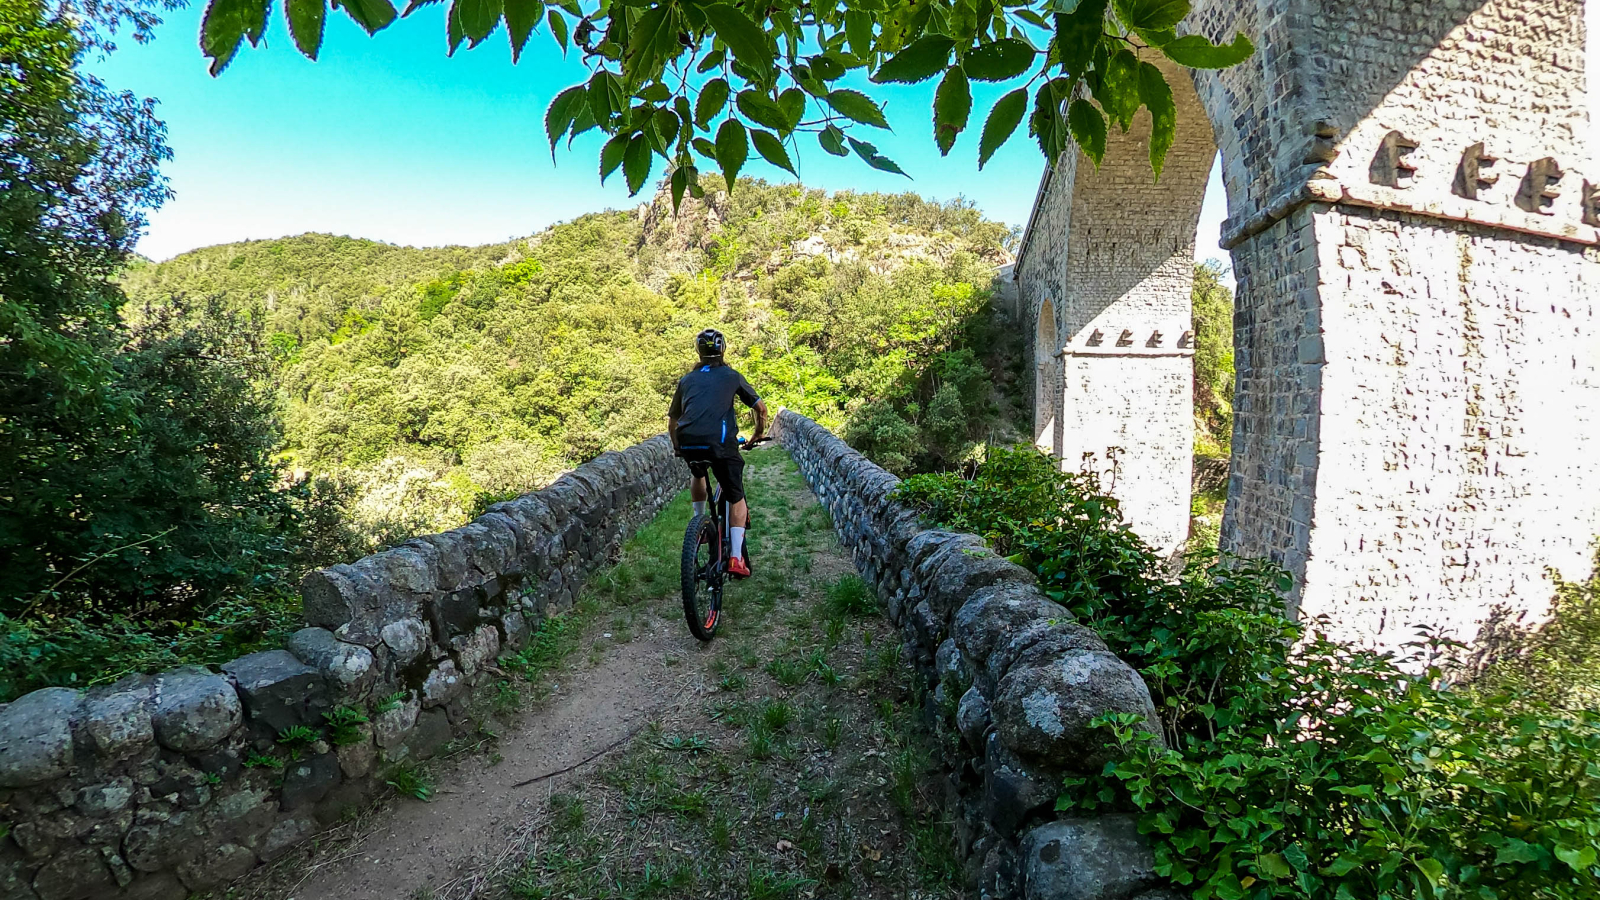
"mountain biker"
668,328,768,578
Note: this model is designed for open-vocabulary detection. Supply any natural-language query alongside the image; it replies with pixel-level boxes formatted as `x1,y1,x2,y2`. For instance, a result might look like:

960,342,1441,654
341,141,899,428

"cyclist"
668,328,768,578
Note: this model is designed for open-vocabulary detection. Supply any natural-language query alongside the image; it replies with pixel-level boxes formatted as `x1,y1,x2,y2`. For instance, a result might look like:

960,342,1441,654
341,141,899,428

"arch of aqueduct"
1014,0,1599,650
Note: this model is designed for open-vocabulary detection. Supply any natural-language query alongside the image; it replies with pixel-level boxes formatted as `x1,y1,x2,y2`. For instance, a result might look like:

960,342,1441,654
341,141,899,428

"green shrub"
898,448,1600,900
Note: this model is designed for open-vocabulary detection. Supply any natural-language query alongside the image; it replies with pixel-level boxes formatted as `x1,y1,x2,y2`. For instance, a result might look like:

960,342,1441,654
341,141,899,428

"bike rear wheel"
681,513,722,641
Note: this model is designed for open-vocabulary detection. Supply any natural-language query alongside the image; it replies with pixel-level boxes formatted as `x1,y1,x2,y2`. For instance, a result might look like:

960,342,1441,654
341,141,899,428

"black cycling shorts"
682,448,746,506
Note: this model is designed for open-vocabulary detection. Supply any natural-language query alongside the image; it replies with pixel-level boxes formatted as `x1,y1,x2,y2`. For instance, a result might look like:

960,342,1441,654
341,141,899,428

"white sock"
692,501,706,515
730,527,746,558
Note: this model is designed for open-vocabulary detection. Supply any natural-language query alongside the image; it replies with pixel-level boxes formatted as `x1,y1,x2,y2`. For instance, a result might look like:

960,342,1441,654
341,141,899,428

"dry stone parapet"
0,434,687,898
772,409,1174,900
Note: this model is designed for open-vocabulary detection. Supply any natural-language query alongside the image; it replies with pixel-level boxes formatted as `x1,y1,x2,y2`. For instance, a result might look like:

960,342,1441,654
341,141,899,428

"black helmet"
695,328,725,360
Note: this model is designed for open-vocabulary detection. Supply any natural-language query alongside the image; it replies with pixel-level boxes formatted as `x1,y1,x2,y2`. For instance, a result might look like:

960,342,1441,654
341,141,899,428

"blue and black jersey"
669,361,760,459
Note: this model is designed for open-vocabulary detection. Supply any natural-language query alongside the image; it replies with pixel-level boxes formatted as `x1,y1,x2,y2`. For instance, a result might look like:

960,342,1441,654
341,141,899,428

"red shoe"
728,556,751,579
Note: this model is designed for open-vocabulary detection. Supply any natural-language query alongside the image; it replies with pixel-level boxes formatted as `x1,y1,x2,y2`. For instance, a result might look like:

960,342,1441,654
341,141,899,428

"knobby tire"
681,513,720,641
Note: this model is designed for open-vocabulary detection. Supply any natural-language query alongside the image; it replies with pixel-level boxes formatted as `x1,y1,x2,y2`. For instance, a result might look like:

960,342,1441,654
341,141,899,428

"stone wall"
0,437,687,900
773,410,1176,900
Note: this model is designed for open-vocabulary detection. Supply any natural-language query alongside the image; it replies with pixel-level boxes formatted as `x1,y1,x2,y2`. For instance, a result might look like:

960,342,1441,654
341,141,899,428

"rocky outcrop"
773,410,1169,900
0,436,687,899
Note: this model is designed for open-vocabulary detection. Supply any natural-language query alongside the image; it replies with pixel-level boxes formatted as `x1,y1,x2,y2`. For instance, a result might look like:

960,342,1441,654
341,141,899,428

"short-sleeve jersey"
669,361,760,458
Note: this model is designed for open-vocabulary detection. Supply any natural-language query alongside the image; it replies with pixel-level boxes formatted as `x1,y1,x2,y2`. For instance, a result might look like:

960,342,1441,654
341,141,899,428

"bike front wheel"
681,513,722,641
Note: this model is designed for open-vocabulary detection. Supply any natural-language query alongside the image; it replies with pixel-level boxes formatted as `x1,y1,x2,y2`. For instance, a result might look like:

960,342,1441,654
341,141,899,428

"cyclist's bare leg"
690,476,708,503
730,499,748,528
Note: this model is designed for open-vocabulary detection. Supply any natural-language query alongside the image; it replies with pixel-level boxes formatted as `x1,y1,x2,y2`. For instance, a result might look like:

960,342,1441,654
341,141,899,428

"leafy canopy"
198,0,1251,199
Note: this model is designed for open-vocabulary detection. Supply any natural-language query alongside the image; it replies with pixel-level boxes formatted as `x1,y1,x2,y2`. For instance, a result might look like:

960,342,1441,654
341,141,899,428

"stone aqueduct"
1014,0,1599,651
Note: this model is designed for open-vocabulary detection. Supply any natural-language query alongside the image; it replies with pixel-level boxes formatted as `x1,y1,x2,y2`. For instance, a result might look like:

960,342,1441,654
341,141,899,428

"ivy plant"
197,0,1251,203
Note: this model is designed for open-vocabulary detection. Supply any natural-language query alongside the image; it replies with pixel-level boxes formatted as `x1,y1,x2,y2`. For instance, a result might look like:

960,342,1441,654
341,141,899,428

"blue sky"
97,5,1232,262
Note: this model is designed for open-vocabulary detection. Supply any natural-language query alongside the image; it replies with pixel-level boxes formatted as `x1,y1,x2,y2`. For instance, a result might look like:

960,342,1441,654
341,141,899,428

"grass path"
223,447,960,900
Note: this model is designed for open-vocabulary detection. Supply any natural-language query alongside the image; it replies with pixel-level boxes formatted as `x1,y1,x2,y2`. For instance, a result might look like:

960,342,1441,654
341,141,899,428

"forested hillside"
123,180,1023,550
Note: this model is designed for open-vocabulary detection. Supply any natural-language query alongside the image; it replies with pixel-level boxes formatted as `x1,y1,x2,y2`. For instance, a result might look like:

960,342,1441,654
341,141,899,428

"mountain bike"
681,437,769,641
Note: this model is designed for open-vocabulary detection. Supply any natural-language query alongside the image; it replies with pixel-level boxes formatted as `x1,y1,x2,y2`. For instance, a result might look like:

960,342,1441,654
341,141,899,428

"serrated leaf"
1067,97,1105,163
933,66,971,156
504,0,541,60
201,0,268,74
692,137,718,159
818,124,848,156
1053,0,1105,75
847,137,908,176
1256,853,1292,880
977,87,1027,168
825,89,888,128
1031,82,1065,159
653,108,681,145
446,0,464,52
670,165,688,212
545,84,585,156
401,0,442,15
599,134,629,182
872,35,955,83
808,53,844,80
453,0,502,45
586,72,614,127
547,8,567,51
1161,31,1252,68
1111,0,1188,32
751,129,797,175
696,80,728,127
844,10,873,58
702,4,773,70
286,0,326,58
1137,60,1174,177
1103,47,1140,127
339,0,398,34
697,48,725,72
736,90,790,132
625,4,670,70
962,37,1033,81
777,88,806,131
639,82,671,102
623,134,652,195
715,118,749,192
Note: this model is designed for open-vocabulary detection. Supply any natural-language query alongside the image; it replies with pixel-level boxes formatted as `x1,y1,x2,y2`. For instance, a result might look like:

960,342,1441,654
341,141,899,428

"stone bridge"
1015,0,1599,650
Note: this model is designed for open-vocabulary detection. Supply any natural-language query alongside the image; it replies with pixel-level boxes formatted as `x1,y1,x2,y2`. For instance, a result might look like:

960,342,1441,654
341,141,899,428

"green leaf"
1111,0,1188,32
503,0,542,60
1556,845,1598,871
697,48,725,72
1067,97,1106,163
714,118,749,192
1053,0,1106,75
751,129,797,175
777,88,806,131
848,137,908,177
844,10,873,58
807,53,845,80
599,133,629,182
825,90,888,129
453,0,502,45
544,85,586,155
1257,853,1292,880
962,37,1034,81
818,124,848,156
872,35,955,84
1161,31,1253,68
626,3,672,73
201,0,269,74
736,90,790,133
586,72,615,126
653,108,681,146
286,0,326,59
547,8,568,51
1413,858,1446,886
702,4,773,70
1031,82,1064,159
337,0,398,34
692,137,718,159
670,165,689,212
933,66,971,156
623,134,652,195
1102,48,1140,127
977,87,1027,168
446,0,464,53
696,79,729,127
1137,60,1174,177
